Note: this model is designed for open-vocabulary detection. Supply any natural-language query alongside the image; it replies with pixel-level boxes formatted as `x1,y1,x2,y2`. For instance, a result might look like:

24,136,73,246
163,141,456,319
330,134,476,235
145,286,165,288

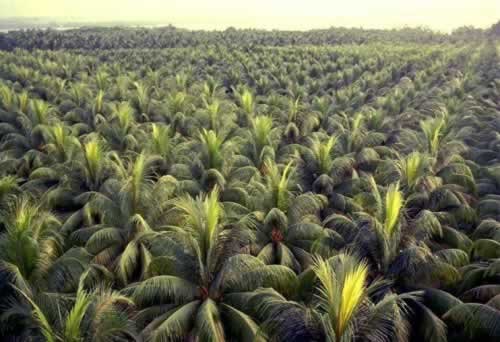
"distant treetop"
0,25,493,51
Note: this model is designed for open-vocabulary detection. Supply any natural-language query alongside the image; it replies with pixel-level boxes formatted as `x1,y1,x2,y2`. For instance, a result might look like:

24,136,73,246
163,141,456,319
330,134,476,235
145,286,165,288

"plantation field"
0,28,500,341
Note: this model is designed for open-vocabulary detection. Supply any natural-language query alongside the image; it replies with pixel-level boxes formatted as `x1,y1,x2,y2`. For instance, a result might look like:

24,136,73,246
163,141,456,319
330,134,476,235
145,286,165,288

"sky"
0,0,498,32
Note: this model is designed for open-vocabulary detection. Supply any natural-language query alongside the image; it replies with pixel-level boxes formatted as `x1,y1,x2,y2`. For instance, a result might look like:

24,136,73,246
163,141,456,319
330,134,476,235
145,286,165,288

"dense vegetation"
0,26,499,342
0,24,496,51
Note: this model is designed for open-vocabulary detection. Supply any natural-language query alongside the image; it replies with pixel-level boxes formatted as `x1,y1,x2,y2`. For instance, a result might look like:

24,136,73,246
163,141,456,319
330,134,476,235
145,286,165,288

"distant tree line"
0,23,498,51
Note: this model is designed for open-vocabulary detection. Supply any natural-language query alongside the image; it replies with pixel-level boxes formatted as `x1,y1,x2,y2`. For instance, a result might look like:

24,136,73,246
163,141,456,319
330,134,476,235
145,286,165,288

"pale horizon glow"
0,0,498,32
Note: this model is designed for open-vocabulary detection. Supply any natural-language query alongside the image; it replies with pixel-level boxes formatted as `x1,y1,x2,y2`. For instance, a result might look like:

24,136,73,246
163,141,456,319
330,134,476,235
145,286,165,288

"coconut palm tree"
98,101,138,152
68,152,175,286
290,134,355,193
0,197,66,291
310,253,411,341
129,188,296,341
4,275,138,342
238,115,280,171
330,179,457,289
247,252,412,341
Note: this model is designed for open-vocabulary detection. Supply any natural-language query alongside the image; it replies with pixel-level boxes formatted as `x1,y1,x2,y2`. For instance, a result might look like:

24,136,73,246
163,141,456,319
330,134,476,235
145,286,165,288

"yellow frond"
338,262,368,335
384,182,403,235
402,152,428,188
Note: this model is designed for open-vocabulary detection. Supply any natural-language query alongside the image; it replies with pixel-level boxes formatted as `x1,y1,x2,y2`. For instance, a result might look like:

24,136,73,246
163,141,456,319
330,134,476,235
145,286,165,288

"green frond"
367,176,383,218
0,175,19,199
173,187,223,262
149,301,200,342
471,239,500,259
420,117,445,156
82,137,105,187
313,256,337,313
219,303,259,342
400,152,429,189
14,286,57,342
444,303,500,338
112,101,135,133
31,99,52,125
240,89,255,115
200,129,224,170
195,299,225,342
311,136,338,175
252,115,273,151
117,241,140,285
150,123,172,158
205,187,222,250
63,288,93,342
132,276,198,307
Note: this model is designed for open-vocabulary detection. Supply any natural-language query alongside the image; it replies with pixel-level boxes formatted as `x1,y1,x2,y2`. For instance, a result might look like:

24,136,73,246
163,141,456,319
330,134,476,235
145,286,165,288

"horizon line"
0,16,496,33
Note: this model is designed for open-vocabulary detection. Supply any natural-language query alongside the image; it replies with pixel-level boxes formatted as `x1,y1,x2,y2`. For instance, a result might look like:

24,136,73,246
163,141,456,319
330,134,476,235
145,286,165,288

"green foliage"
0,30,498,342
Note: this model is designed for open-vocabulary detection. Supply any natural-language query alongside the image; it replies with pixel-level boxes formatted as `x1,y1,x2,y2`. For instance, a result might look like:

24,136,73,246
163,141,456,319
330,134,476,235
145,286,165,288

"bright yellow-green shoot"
384,182,403,236
338,262,368,335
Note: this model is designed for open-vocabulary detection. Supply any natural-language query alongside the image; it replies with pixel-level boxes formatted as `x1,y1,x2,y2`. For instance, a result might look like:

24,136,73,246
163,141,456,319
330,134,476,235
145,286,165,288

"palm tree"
129,188,296,341
77,136,110,192
66,83,91,108
0,197,71,292
132,81,151,120
250,253,412,341
250,159,296,213
0,175,19,217
332,179,456,289
0,84,17,112
235,88,257,125
5,276,137,342
253,207,324,272
0,27,498,342
144,123,182,177
239,115,280,171
186,128,244,193
0,98,54,162
69,153,174,286
98,101,138,152
43,123,79,163
199,129,227,171
0,196,98,338
290,134,355,193
311,253,411,341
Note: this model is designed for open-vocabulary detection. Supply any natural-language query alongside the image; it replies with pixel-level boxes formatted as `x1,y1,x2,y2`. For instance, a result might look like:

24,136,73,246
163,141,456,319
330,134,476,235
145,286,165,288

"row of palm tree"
2,24,495,51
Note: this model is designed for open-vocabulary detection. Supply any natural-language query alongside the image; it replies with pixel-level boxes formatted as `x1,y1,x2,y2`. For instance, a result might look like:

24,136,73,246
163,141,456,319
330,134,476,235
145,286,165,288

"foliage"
0,27,499,342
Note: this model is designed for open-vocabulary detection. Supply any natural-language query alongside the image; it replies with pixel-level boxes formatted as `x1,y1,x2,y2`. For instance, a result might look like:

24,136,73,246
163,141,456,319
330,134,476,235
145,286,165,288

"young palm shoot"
398,151,430,192
149,123,173,161
311,136,338,176
206,100,221,132
240,89,255,117
313,253,410,342
251,116,275,168
133,81,151,117
263,160,296,213
288,97,301,124
45,123,78,162
420,117,445,158
200,129,224,171
93,89,105,116
80,137,107,191
0,84,16,112
30,99,53,126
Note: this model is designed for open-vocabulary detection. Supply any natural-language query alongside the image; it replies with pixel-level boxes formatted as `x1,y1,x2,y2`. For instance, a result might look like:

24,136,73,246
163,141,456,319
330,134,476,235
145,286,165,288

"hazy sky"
0,0,498,31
